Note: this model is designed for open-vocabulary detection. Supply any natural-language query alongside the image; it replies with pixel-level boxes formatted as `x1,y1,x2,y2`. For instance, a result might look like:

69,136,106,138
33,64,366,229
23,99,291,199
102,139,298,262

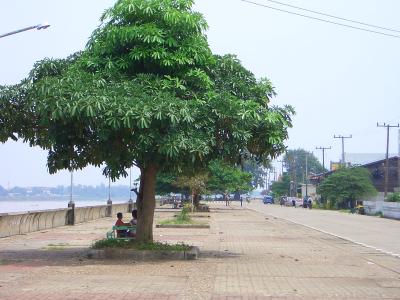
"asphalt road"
247,200,400,258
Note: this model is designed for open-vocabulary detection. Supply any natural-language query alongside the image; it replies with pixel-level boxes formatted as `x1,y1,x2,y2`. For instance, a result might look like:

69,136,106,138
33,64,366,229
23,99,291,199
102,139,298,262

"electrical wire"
239,0,400,39
260,0,400,33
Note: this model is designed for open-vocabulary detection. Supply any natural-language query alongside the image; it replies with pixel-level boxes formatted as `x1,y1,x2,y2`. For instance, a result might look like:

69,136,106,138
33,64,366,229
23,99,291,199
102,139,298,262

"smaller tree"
207,160,253,197
270,174,291,197
386,192,400,202
317,167,377,209
156,160,253,204
174,173,209,209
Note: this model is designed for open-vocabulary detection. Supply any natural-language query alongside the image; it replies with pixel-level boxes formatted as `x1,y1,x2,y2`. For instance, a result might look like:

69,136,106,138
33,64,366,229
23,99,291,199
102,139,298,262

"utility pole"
292,158,297,197
333,135,352,167
316,146,331,175
305,153,308,197
377,123,400,197
398,130,400,192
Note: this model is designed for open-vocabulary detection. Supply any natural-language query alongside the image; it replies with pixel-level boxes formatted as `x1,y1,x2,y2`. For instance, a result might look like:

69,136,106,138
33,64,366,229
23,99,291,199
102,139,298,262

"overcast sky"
1,0,399,187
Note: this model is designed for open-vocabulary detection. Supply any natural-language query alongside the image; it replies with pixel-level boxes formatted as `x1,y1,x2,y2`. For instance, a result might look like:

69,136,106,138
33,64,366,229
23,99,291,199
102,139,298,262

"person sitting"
130,209,138,225
115,212,131,238
126,209,137,237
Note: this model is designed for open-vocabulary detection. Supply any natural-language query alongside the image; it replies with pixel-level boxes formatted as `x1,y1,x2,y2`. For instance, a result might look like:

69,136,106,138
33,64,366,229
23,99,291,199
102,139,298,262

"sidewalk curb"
87,246,200,260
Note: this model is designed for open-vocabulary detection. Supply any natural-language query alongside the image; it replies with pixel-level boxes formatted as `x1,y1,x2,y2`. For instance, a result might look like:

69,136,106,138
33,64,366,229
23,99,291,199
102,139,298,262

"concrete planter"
173,214,210,218
87,246,199,260
156,224,210,229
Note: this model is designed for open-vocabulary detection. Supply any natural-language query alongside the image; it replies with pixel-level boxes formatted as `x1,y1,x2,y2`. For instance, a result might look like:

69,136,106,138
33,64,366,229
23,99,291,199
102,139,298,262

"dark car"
263,195,274,204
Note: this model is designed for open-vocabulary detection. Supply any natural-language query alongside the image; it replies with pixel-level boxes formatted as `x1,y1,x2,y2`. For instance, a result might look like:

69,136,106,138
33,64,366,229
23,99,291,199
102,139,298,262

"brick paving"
0,203,399,299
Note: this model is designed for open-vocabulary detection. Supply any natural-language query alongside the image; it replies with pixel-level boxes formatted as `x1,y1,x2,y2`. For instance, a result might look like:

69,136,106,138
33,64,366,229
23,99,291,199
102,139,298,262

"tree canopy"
156,160,253,199
284,149,325,183
207,160,253,195
0,0,294,242
317,167,377,208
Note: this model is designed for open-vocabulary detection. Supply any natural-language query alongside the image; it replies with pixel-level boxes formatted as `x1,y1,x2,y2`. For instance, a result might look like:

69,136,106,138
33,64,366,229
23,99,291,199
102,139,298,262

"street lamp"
129,167,132,201
0,22,50,39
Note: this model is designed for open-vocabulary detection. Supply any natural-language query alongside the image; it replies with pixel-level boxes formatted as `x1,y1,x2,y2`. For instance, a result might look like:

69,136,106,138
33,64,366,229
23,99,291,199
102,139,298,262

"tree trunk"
193,193,201,210
136,163,158,243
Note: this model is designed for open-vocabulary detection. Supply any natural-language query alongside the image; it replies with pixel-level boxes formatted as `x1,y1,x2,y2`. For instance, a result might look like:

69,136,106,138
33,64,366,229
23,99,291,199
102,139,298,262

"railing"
0,200,134,238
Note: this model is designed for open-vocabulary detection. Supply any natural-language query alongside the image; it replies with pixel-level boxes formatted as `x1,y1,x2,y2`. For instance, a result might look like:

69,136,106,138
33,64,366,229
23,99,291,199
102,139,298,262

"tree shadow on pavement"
0,247,242,267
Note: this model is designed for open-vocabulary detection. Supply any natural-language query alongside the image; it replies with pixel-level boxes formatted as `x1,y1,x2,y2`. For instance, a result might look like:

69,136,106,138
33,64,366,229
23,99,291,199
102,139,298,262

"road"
248,200,400,258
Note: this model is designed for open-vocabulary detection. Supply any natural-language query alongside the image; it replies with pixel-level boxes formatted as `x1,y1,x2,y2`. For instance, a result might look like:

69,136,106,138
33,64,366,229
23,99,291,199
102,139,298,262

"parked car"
263,195,274,204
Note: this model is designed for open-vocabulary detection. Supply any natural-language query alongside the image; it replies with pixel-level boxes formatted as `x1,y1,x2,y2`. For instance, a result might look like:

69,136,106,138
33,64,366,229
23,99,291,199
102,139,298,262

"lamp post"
0,22,50,39
129,167,132,201
108,175,111,201
70,169,73,202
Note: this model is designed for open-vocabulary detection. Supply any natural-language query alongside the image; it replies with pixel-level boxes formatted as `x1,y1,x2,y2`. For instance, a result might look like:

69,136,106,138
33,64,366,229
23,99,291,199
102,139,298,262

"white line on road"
278,217,400,259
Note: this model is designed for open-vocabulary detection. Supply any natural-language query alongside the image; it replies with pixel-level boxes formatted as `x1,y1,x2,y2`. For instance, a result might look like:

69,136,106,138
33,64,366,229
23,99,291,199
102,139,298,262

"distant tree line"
0,184,133,199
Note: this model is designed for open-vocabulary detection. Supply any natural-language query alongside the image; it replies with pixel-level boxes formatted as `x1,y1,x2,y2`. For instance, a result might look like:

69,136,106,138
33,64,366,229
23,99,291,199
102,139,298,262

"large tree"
284,149,325,184
0,0,293,242
317,167,377,208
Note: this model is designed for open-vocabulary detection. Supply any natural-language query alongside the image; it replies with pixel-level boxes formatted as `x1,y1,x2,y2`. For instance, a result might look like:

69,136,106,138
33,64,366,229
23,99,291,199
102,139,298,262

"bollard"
106,199,112,217
67,200,75,225
128,199,133,213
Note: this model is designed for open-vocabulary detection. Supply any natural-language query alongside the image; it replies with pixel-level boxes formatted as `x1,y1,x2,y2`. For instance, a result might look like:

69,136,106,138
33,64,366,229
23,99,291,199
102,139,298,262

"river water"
0,196,135,214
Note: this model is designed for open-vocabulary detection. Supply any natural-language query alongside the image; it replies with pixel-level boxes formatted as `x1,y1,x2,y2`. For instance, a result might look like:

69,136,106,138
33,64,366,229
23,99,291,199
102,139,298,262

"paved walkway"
0,203,399,299
248,200,400,258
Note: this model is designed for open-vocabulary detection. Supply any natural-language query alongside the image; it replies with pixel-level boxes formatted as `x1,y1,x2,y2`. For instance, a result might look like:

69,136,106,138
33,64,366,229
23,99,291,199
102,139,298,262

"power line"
239,0,400,39
260,0,400,34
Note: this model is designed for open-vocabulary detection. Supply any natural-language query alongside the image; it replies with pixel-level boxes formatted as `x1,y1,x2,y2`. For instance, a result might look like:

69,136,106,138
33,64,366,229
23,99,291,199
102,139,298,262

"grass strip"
92,239,191,251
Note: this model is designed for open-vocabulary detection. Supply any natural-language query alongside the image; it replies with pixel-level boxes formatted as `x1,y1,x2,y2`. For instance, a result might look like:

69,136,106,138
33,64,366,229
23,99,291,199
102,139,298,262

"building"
360,156,400,193
312,156,400,193
344,153,397,166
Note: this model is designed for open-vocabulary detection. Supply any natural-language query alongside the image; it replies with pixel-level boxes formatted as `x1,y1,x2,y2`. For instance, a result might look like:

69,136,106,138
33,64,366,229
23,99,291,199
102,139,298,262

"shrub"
158,203,196,225
386,192,400,202
177,204,192,222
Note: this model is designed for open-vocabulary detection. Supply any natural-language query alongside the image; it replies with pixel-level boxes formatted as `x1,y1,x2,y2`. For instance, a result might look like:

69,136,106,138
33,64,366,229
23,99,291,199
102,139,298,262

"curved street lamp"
0,22,50,39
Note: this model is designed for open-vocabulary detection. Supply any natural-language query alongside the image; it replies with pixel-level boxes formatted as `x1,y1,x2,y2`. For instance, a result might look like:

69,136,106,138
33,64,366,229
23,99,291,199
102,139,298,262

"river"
0,196,136,214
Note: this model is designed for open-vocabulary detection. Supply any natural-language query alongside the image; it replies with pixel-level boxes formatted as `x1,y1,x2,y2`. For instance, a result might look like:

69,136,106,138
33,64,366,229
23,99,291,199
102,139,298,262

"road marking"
249,205,400,260
281,218,400,259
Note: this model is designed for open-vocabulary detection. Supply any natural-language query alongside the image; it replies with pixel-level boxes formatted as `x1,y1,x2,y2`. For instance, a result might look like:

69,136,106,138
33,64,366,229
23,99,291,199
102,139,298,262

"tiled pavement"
0,203,399,299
